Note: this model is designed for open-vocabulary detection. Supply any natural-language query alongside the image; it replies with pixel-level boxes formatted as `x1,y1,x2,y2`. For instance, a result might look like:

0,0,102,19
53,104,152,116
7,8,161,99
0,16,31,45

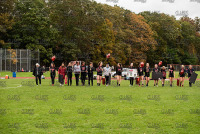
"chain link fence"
0,48,40,72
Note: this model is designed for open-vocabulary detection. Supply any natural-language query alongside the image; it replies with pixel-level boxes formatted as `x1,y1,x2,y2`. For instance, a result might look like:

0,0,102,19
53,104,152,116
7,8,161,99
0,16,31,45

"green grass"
0,77,200,134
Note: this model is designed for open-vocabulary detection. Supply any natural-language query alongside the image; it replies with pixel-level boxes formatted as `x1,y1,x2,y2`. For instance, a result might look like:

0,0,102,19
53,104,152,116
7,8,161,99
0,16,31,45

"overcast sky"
93,0,200,19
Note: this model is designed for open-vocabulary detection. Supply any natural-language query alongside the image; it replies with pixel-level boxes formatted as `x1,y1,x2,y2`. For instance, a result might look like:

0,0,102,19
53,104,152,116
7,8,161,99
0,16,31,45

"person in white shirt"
103,64,111,86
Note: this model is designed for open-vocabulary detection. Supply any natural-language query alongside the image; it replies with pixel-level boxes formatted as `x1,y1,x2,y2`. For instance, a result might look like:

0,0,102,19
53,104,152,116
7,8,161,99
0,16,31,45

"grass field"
0,72,200,134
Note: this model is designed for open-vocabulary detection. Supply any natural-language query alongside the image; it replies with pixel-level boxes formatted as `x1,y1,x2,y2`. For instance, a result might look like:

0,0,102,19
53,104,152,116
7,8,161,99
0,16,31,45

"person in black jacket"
188,65,195,87
49,63,56,86
67,62,73,86
33,63,43,86
88,62,94,86
81,61,87,86
97,61,103,86
161,66,166,87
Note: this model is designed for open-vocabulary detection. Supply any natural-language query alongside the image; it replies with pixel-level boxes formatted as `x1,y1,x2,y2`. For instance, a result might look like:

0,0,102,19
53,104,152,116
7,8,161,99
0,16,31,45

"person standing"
153,64,159,87
187,65,195,87
144,63,150,87
103,64,112,86
81,61,87,86
58,62,66,86
169,64,175,87
49,63,56,86
129,63,134,86
179,65,186,87
74,61,81,86
33,63,43,86
161,66,166,87
116,63,123,86
137,62,144,87
67,62,73,86
88,62,94,86
97,61,103,86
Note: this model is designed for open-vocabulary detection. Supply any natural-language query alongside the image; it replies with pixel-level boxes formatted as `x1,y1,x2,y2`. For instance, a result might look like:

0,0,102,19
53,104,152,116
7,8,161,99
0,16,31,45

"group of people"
33,61,196,87
136,63,195,87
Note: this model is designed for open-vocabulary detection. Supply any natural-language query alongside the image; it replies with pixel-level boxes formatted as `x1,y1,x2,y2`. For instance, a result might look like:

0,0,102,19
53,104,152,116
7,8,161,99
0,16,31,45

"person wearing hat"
33,63,43,86
103,64,112,86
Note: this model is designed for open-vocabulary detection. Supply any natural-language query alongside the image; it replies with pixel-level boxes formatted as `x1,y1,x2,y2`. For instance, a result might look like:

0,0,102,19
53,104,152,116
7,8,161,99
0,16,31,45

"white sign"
127,69,137,78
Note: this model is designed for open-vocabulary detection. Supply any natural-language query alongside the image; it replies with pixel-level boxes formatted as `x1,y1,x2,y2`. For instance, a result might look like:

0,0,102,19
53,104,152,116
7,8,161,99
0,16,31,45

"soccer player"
187,65,195,87
74,61,81,86
88,62,94,86
49,62,56,86
33,63,43,86
97,61,103,86
116,63,123,86
129,63,134,86
138,62,144,86
66,62,73,86
81,61,87,86
161,66,166,87
153,64,159,87
169,64,175,87
179,65,186,87
144,63,150,87
58,62,66,86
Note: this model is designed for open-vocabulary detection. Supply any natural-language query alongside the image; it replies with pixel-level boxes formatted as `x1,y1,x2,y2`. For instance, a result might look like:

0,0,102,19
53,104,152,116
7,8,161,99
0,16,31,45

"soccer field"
0,77,200,134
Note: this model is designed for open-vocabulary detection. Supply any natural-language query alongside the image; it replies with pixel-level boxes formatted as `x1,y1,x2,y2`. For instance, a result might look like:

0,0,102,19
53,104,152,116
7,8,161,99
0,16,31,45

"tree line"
0,0,200,67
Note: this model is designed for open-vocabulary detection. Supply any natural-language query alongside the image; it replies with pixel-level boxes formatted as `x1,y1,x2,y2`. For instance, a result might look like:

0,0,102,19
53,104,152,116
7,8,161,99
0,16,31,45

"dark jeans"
67,73,72,86
51,74,55,84
35,75,41,85
88,73,93,86
81,72,86,85
130,77,134,85
105,76,109,85
75,74,79,86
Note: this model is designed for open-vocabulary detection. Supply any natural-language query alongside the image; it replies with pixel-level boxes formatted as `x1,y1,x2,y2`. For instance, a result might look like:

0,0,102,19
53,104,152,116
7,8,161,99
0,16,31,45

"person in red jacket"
58,62,66,86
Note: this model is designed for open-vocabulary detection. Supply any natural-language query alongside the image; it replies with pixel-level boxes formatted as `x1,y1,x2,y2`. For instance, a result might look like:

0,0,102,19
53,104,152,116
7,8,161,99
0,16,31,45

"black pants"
35,75,41,85
88,73,93,86
75,74,79,86
67,73,72,86
81,72,86,85
105,76,109,85
59,74,64,84
51,74,55,84
130,77,134,85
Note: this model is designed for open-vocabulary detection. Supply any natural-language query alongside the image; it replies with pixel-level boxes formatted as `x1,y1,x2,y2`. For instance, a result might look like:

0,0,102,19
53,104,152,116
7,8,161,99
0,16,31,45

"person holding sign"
188,65,195,87
129,63,134,86
97,61,103,86
179,65,186,87
144,63,151,87
137,62,144,87
116,63,123,86
169,64,175,87
153,64,159,87
161,66,166,87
